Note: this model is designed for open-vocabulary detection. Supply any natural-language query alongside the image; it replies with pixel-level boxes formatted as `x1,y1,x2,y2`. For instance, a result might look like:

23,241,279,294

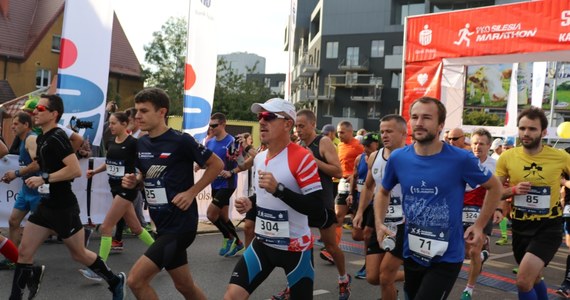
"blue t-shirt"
382,143,491,266
19,132,38,180
205,134,238,189
137,128,212,233
354,152,368,206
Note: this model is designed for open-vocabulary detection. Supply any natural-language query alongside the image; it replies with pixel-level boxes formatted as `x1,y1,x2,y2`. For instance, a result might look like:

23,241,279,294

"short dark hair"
471,128,492,143
297,109,316,123
111,112,129,124
380,114,407,133
125,107,137,119
211,112,227,123
410,96,446,125
134,88,170,114
15,112,32,128
518,106,548,131
338,120,353,130
40,94,64,122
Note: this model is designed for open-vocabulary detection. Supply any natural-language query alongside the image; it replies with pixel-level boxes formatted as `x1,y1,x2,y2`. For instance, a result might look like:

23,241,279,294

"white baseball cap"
491,138,503,151
251,98,296,122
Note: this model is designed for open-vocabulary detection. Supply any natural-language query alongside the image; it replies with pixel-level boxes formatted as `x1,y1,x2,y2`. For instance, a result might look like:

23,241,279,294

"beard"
413,129,437,144
521,135,541,150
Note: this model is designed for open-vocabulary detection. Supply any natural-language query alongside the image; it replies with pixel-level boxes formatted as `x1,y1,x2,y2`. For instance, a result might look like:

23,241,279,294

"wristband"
511,186,517,196
14,169,20,177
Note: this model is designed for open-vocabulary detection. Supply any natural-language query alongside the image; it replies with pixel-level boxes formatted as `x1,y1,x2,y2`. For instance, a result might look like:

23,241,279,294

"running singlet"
496,146,570,221
105,135,137,188
372,148,403,224
307,135,334,209
382,143,492,266
338,138,364,178
137,128,213,233
206,135,238,189
463,157,496,225
19,132,38,180
36,127,76,208
254,143,322,252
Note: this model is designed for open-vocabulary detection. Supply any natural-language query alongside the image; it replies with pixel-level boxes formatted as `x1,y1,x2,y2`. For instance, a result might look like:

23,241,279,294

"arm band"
275,187,324,216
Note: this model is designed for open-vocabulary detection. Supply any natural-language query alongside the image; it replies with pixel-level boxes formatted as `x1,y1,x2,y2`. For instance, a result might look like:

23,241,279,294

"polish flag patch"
159,153,171,159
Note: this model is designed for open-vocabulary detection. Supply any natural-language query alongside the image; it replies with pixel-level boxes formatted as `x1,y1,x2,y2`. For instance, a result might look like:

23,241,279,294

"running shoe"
495,237,509,246
143,223,153,232
225,241,244,257
556,280,570,298
78,268,103,282
110,272,126,300
338,274,351,300
320,249,335,264
512,267,518,274
481,250,490,264
219,238,232,256
271,286,290,300
342,223,353,230
355,265,366,279
27,265,45,300
460,290,472,300
111,240,124,251
0,258,15,270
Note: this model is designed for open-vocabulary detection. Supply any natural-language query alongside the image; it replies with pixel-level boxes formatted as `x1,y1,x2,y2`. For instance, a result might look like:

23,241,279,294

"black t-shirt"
36,127,76,208
308,135,334,209
106,135,137,187
137,128,212,233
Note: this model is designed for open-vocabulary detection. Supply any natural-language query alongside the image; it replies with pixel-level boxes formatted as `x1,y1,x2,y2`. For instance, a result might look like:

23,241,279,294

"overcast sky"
113,0,290,74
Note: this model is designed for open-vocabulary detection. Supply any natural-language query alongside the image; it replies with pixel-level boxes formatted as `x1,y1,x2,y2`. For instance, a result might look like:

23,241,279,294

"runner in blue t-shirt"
374,97,502,300
202,112,243,257
122,88,223,300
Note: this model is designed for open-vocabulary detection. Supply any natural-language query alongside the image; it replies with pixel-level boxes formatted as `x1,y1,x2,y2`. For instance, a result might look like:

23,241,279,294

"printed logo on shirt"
139,152,154,159
146,165,167,179
523,162,545,180
410,180,439,195
159,153,171,159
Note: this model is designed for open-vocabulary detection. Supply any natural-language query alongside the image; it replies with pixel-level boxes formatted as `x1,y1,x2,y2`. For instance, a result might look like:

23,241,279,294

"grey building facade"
287,0,527,131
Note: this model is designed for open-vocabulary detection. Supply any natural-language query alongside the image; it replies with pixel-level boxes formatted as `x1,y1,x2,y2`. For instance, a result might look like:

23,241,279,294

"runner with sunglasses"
447,128,471,151
225,98,325,300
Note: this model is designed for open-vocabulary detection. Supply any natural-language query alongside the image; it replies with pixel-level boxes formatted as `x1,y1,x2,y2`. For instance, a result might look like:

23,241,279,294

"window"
393,1,425,25
368,102,381,119
264,78,271,88
36,69,51,88
342,106,356,118
371,40,385,58
391,72,401,89
346,47,359,66
51,35,61,53
393,45,403,55
326,42,338,59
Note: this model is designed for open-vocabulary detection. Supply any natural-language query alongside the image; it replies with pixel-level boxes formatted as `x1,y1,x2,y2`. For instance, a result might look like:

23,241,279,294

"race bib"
255,207,290,246
462,205,481,226
106,164,125,177
338,178,350,194
514,186,550,215
144,178,168,205
385,195,403,223
408,224,449,261
38,183,50,195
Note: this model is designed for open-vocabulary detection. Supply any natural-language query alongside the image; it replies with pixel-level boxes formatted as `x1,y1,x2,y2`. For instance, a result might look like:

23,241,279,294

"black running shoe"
556,280,570,298
27,265,45,300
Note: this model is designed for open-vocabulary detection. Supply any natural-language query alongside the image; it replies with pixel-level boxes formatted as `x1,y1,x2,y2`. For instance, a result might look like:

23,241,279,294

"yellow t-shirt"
496,146,570,220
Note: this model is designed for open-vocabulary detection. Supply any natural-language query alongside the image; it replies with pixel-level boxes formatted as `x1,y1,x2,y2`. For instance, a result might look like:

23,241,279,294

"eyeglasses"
35,104,52,112
447,136,463,141
257,112,286,122
209,123,219,128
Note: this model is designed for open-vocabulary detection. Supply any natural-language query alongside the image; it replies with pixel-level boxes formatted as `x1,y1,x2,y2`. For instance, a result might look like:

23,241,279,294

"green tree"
143,17,187,115
463,109,503,126
213,58,273,121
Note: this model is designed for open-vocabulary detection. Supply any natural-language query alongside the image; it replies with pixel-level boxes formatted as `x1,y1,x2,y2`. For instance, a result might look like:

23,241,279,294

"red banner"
402,0,570,128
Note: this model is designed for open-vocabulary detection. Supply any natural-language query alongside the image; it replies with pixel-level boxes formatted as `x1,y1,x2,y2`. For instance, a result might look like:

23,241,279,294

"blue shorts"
13,185,41,213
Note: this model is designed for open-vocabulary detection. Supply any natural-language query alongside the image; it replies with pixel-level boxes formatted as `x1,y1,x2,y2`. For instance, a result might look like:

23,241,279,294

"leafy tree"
143,17,187,115
213,58,273,121
463,109,503,126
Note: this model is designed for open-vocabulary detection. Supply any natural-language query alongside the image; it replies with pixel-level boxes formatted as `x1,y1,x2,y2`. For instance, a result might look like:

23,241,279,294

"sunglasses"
35,104,52,112
209,123,220,128
257,112,286,122
448,136,463,141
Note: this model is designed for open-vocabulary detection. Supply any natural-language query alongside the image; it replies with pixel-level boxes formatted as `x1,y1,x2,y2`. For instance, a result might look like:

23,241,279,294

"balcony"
292,88,315,103
338,56,369,72
327,74,383,89
298,53,319,77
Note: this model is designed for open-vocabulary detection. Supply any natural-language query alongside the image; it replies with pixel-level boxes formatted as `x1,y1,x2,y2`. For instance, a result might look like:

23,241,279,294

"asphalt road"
0,225,568,299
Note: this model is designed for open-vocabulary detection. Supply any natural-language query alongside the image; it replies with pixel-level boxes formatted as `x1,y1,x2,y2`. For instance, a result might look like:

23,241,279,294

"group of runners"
0,90,569,300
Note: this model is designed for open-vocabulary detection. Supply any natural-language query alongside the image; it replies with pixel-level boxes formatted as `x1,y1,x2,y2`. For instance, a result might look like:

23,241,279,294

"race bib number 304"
255,207,290,246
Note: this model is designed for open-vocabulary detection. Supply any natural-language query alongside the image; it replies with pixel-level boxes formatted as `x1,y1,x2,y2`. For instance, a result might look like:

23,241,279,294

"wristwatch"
14,169,20,177
41,172,50,184
272,182,285,199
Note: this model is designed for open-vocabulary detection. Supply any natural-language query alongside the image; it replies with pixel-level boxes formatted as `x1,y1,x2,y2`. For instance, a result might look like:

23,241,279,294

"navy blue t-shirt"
137,128,213,233
382,143,491,266
205,134,238,189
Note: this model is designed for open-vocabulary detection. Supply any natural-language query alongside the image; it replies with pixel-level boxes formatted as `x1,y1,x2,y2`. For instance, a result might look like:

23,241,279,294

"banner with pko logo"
56,0,113,146
182,0,217,143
